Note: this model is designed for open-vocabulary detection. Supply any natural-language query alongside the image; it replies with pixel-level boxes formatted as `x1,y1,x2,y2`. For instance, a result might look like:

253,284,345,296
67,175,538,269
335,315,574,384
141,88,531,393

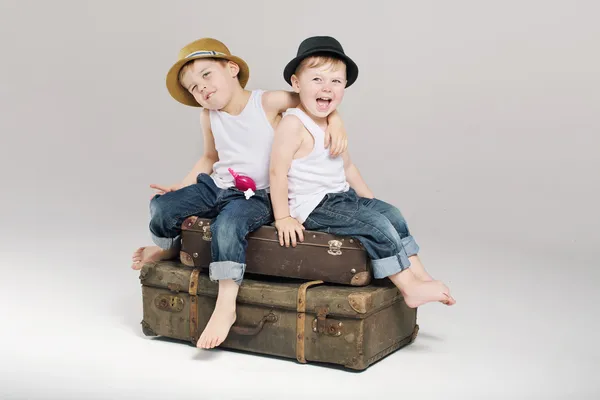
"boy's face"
179,58,240,109
292,59,347,119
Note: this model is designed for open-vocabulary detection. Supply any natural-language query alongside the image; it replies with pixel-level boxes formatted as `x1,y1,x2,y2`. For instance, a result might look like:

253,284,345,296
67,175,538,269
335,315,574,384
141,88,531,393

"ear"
291,74,301,93
227,61,240,79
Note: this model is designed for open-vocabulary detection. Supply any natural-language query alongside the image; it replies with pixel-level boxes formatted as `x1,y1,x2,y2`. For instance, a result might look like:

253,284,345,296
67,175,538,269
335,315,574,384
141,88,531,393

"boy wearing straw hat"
131,38,348,349
269,36,456,308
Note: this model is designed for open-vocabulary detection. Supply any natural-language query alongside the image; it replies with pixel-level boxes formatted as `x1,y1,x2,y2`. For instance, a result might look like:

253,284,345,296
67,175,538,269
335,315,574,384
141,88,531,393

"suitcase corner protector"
181,216,199,230
346,291,373,314
350,271,371,286
180,251,195,266
140,320,157,337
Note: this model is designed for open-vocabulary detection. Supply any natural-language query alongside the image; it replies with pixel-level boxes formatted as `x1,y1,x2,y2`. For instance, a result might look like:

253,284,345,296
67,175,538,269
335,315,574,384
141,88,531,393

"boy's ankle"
389,268,417,288
215,279,240,306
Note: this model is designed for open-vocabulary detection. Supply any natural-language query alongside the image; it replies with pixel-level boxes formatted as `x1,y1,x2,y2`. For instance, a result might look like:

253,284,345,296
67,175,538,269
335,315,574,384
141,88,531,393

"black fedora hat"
283,36,359,88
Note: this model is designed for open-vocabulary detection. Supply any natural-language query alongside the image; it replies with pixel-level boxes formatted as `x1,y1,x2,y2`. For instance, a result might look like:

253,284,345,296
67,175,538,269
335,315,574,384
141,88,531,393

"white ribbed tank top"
209,90,274,190
284,108,349,223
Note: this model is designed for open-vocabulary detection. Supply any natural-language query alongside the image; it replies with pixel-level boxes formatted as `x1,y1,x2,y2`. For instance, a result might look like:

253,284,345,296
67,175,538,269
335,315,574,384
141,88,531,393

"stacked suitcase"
139,216,419,371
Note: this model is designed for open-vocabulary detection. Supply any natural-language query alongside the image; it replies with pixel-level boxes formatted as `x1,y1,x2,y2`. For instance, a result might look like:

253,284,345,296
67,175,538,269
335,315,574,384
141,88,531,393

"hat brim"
166,54,250,107
283,48,359,88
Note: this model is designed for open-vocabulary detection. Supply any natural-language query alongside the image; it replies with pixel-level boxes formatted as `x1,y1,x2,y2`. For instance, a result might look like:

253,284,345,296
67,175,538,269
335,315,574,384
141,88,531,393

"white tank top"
284,108,349,223
209,90,274,190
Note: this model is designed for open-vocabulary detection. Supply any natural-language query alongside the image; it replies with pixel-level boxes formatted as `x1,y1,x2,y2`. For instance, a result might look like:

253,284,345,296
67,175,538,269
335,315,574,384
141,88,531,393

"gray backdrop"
1,1,598,399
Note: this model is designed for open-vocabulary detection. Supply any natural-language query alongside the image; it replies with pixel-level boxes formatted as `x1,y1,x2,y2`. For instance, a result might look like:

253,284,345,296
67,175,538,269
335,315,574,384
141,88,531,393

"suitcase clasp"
202,225,212,241
154,294,184,313
312,306,343,337
327,240,343,256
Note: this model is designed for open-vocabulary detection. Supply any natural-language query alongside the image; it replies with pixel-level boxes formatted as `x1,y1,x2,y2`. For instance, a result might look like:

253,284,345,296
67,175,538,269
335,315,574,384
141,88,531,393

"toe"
441,293,455,305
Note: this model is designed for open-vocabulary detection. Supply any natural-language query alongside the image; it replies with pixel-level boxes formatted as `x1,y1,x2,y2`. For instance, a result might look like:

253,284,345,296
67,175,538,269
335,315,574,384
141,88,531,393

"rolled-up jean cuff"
209,261,245,285
371,247,413,280
151,233,181,251
401,236,420,257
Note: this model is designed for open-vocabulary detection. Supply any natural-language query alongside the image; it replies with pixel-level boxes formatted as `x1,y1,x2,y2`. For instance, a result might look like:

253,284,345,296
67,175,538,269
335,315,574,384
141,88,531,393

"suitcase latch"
312,306,342,336
154,294,184,313
327,240,343,256
202,225,212,241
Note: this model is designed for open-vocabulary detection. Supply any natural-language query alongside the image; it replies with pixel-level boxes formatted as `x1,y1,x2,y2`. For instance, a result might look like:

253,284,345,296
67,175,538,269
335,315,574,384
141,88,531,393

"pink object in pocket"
228,168,257,192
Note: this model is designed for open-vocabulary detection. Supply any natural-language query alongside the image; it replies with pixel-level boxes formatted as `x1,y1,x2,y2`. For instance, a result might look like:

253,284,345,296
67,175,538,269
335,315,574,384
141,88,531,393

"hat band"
301,45,346,55
185,50,227,59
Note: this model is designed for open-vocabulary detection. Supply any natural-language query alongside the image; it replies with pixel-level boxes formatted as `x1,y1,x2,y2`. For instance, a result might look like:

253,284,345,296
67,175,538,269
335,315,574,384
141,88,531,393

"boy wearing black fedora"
131,37,350,350
269,36,456,308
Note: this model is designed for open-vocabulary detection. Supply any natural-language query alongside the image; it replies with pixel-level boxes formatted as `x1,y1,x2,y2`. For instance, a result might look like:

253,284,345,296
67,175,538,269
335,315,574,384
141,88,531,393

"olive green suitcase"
139,260,419,371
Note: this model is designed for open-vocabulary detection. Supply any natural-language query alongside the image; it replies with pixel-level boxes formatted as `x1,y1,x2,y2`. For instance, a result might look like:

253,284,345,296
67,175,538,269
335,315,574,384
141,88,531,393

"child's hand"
149,183,183,198
275,216,305,247
325,116,348,157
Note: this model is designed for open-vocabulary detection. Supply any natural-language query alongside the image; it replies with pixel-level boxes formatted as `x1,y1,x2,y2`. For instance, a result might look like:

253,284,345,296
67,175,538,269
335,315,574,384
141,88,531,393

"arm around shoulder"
262,90,300,115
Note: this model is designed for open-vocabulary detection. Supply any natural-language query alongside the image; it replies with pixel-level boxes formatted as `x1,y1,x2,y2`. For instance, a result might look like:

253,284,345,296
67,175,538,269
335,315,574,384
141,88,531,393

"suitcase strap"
296,280,324,363
188,269,201,344
186,272,324,355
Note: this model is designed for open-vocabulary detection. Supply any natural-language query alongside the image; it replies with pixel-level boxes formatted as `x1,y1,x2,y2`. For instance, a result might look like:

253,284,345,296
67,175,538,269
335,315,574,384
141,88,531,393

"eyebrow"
314,73,345,80
186,67,211,90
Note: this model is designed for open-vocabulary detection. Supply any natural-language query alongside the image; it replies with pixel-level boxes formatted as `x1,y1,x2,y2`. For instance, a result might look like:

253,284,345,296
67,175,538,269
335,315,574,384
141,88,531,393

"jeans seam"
250,195,273,223
319,207,400,250
167,204,212,231
305,217,330,233
322,193,359,213
250,206,273,230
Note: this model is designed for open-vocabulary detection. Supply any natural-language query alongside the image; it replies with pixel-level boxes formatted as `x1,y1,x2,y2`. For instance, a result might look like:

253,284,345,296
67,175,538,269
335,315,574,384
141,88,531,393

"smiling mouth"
205,92,215,100
316,97,331,109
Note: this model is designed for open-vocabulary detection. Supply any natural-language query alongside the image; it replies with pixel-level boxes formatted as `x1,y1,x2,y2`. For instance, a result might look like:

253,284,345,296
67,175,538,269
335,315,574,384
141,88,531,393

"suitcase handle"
230,312,278,336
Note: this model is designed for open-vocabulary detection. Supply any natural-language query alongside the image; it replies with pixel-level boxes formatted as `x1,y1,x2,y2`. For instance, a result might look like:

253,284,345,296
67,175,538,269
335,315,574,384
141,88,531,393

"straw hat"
166,38,249,107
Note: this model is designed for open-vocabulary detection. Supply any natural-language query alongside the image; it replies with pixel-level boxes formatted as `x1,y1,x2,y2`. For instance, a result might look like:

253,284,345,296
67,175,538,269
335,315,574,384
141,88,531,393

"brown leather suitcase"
179,216,373,286
139,261,419,370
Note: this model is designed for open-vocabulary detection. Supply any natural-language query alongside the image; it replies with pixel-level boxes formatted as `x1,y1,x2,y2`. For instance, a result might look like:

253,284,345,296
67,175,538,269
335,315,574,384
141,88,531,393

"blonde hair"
295,55,346,76
178,58,231,84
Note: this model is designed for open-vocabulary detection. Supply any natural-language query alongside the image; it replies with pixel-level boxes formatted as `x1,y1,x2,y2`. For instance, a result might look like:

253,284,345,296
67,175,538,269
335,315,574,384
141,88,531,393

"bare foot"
197,279,239,349
389,269,456,308
407,255,434,281
403,280,456,307
131,245,177,270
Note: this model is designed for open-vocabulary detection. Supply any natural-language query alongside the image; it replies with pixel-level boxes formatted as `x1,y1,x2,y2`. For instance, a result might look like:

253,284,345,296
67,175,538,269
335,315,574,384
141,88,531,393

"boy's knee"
384,205,410,238
149,196,174,233
368,215,403,251
149,195,162,217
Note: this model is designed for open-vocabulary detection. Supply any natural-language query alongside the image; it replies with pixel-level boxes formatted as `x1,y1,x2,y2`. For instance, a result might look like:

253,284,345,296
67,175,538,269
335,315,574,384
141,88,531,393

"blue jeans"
148,173,274,285
303,188,420,279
